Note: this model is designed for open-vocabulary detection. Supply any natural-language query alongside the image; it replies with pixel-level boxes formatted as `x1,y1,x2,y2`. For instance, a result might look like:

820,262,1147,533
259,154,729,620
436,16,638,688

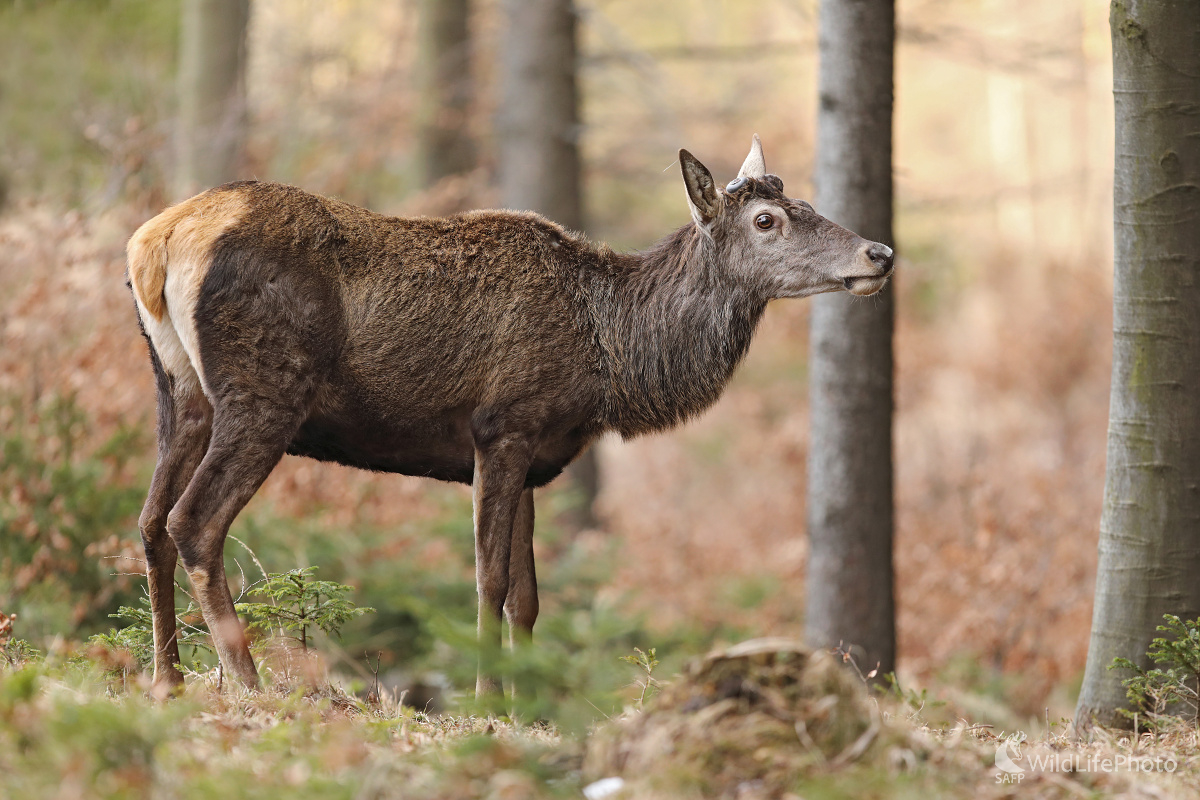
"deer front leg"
505,489,537,645
471,436,533,699
505,489,538,703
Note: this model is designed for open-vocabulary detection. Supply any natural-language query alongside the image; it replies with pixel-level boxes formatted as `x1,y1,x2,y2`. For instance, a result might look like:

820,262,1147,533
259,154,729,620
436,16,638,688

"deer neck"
594,225,768,438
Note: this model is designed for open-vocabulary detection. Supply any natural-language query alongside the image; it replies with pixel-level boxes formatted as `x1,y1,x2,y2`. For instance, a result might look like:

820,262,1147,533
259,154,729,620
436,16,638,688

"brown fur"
128,142,893,695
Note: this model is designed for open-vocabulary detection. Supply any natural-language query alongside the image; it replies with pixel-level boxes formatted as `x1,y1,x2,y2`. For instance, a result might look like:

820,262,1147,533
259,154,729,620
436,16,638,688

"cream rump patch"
127,190,248,398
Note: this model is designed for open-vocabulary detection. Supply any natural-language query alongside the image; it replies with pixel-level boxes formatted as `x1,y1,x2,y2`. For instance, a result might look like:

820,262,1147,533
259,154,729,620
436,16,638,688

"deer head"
679,135,893,298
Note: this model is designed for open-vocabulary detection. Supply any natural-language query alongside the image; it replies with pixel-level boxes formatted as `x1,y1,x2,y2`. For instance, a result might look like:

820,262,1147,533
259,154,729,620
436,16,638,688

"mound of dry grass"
585,638,902,797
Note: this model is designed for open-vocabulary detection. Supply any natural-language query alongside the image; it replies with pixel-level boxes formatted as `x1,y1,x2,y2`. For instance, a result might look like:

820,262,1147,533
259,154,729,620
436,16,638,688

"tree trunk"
1075,0,1200,733
496,0,581,230
416,0,474,188
175,0,249,199
805,0,896,676
497,0,598,527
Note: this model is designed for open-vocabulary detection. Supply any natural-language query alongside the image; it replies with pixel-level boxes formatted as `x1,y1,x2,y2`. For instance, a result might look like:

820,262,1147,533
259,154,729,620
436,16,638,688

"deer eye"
755,213,774,231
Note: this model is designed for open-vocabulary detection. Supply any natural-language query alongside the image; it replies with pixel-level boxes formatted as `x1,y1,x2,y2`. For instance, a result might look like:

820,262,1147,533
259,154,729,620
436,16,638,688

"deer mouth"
844,275,889,296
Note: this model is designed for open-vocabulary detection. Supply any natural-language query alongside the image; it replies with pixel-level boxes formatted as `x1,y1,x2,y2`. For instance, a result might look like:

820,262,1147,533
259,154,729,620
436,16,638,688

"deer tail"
127,205,181,322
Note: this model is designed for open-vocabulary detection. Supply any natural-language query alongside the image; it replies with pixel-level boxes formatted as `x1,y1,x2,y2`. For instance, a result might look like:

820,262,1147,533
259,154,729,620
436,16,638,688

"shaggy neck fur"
589,224,769,438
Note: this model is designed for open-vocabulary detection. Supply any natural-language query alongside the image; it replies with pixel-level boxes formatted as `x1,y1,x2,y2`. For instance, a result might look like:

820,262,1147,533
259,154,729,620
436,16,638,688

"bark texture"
416,0,474,187
1076,0,1200,732
805,0,896,675
175,0,249,199
497,0,597,525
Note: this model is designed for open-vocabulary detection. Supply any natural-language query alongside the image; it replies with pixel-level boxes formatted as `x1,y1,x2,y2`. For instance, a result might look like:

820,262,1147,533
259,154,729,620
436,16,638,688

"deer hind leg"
166,398,307,688
139,355,213,698
471,436,534,698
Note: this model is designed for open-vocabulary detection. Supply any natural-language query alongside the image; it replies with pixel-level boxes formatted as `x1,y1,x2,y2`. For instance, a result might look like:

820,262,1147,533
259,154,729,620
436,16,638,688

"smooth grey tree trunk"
175,0,249,199
497,0,598,527
416,0,474,188
805,0,896,676
1075,0,1200,733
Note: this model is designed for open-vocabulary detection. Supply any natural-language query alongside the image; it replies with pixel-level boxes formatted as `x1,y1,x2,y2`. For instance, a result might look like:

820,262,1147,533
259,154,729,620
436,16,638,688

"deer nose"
866,243,893,274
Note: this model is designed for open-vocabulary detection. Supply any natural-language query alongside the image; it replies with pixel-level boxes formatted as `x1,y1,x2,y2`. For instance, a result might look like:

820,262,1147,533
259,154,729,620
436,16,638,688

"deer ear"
736,134,766,180
679,149,721,226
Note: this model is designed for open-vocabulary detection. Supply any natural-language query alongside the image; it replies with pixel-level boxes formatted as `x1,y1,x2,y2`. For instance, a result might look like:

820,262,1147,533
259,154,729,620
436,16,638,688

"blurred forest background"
0,0,1114,724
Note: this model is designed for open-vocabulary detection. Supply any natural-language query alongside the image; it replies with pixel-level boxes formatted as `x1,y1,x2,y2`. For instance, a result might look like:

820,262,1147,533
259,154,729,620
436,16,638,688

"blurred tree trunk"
805,0,896,676
416,0,474,188
1075,0,1200,733
497,0,598,528
175,0,249,199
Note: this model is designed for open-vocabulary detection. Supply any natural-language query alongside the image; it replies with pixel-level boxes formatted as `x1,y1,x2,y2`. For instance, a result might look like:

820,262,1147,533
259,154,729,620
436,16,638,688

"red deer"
127,137,893,697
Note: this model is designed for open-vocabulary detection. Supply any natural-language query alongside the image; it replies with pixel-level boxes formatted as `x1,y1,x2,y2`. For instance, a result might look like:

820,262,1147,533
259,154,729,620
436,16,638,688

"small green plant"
1,639,40,668
879,673,946,722
88,608,153,668
1110,614,1200,728
0,610,40,667
832,642,947,725
88,594,214,671
85,564,374,680
621,646,660,707
238,566,374,652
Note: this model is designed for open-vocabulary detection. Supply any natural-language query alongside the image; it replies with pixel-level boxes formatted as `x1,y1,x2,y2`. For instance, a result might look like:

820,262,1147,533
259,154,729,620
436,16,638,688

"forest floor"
2,639,1197,800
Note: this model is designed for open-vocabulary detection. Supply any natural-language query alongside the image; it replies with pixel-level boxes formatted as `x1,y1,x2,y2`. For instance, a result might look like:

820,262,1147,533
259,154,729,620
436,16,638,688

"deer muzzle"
844,242,894,296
